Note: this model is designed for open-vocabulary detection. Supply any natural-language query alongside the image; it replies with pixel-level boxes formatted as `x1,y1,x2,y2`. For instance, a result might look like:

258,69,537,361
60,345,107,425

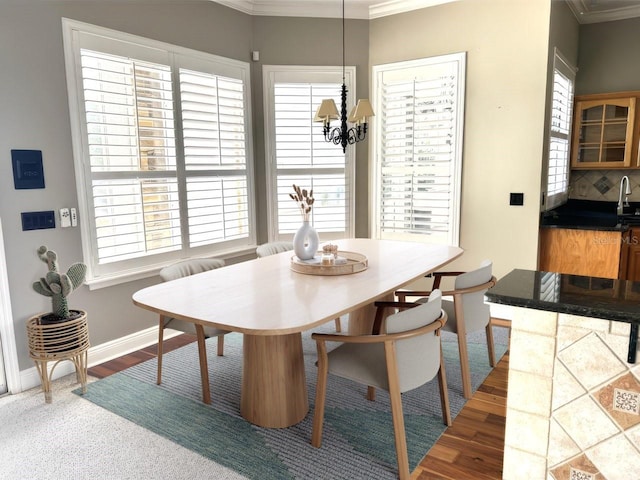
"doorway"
0,217,19,395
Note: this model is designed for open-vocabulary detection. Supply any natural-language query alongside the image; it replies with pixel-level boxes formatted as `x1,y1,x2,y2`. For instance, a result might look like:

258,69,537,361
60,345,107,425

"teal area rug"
77,324,508,479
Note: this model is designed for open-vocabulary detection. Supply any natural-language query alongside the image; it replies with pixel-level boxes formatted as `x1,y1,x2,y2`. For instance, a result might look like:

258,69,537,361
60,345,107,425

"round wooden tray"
290,251,368,276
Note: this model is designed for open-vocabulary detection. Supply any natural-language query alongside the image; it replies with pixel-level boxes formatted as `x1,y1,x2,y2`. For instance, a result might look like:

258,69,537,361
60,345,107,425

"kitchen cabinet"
625,228,640,281
539,227,628,279
571,94,637,169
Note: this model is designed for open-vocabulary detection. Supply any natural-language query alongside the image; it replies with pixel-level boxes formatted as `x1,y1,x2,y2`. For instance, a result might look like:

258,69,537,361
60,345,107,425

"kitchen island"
486,269,640,480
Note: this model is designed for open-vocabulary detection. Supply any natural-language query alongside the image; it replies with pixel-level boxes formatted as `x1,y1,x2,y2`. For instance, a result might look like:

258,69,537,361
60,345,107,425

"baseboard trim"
19,326,180,393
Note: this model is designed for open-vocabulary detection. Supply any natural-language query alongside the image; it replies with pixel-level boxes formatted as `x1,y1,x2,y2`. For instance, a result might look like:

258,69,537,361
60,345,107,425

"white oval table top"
132,238,463,335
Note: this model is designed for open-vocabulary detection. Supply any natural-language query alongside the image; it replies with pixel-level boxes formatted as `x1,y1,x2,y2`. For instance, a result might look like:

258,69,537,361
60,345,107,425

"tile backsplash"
569,170,640,202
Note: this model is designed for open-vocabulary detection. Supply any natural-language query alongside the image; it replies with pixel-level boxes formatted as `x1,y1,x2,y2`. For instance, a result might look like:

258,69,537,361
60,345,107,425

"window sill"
85,246,258,290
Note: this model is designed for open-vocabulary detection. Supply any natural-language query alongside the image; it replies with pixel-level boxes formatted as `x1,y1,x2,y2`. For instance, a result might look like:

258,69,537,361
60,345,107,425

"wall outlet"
510,192,524,206
59,208,71,228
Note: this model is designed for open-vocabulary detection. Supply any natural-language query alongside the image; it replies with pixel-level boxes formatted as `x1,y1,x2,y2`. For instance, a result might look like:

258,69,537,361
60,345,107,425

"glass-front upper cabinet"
571,97,637,169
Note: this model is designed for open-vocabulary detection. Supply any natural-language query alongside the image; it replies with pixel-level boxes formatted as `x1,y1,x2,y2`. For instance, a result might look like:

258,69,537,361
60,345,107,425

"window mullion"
171,56,189,253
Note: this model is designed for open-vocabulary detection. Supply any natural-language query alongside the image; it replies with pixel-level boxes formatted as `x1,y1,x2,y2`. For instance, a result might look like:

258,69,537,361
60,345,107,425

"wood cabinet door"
539,228,622,279
571,97,636,169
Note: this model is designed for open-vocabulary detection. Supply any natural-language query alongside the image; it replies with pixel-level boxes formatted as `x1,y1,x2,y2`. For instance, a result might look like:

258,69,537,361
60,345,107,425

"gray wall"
0,1,366,371
576,16,640,94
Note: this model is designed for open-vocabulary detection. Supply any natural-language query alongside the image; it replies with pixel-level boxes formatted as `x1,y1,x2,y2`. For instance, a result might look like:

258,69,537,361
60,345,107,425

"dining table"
132,238,463,428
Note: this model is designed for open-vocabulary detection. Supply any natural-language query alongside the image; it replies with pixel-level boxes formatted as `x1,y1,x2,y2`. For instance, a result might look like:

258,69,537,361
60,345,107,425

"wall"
0,1,372,374
369,0,552,279
0,0,562,376
568,16,640,203
576,16,640,95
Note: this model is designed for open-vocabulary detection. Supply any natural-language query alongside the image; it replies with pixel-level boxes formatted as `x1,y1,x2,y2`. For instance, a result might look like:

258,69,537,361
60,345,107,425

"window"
62,19,254,287
262,66,355,241
371,53,466,246
543,48,575,211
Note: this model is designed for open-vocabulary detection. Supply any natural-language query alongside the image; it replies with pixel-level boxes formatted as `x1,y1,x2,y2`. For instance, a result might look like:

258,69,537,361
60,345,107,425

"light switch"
70,207,78,227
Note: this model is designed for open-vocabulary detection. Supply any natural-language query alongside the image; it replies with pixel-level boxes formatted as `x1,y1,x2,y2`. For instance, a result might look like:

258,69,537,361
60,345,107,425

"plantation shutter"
263,66,355,241
80,49,181,263
180,70,250,246
373,53,465,246
67,22,254,283
544,49,575,211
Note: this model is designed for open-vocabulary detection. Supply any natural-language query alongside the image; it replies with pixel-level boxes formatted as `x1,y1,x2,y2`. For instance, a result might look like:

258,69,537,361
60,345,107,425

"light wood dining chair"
256,241,342,332
157,258,229,404
311,290,451,480
396,260,497,399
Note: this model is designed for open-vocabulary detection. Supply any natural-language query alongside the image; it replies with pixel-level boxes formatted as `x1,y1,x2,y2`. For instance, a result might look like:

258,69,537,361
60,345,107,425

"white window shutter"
544,49,575,211
373,53,465,246
263,66,355,241
63,19,254,284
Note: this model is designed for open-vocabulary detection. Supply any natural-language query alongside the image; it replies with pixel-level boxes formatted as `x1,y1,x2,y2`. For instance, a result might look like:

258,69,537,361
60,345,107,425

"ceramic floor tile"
588,433,640,480
626,423,640,448
559,315,609,333
593,372,640,431
509,330,556,377
502,446,547,480
549,453,604,480
556,326,591,352
547,418,581,468
552,361,587,411
602,331,639,365
554,395,619,450
508,370,552,416
504,409,549,457
558,332,626,391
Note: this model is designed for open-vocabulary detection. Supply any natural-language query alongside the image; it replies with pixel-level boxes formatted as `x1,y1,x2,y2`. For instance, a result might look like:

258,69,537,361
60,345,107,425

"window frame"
370,53,466,246
262,65,356,242
62,18,256,289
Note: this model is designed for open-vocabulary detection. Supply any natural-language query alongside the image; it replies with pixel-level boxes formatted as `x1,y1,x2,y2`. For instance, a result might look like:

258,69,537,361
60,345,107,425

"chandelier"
313,0,374,153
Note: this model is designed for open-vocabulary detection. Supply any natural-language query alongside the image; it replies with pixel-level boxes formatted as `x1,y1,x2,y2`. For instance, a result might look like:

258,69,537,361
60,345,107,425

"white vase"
293,220,319,260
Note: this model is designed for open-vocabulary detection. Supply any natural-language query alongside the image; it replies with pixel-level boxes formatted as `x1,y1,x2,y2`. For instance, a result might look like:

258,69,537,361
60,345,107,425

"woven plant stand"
26,310,90,403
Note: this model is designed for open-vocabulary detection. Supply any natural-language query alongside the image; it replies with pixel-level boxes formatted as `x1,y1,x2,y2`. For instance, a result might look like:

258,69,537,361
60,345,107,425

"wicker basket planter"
26,310,90,403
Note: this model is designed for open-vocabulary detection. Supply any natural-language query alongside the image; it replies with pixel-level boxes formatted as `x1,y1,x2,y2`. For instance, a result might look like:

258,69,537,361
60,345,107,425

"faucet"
617,175,632,215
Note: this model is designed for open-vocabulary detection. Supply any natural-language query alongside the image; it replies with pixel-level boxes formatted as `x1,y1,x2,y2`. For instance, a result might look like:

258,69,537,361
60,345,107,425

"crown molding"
566,0,640,24
212,0,457,19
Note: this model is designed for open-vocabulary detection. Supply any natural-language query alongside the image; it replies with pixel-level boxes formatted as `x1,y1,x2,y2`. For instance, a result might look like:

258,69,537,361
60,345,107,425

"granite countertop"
540,199,640,232
487,268,640,362
486,269,640,324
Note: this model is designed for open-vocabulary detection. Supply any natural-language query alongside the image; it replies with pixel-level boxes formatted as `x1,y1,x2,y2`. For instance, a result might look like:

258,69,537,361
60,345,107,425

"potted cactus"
32,245,87,324
27,246,90,401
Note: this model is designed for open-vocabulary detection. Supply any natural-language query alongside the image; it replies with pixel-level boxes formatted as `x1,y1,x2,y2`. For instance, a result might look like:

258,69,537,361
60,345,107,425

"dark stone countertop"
486,269,640,325
540,199,640,232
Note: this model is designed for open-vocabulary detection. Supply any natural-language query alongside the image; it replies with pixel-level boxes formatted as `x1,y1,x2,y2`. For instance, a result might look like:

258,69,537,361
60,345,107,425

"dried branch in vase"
289,184,315,221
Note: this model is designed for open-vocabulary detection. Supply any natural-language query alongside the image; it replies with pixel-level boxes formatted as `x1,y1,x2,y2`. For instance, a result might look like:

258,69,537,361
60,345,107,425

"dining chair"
157,258,229,404
311,290,451,480
396,260,497,399
256,241,342,332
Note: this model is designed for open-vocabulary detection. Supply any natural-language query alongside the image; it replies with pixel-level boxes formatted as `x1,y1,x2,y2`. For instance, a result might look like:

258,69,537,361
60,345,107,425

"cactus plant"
32,245,86,320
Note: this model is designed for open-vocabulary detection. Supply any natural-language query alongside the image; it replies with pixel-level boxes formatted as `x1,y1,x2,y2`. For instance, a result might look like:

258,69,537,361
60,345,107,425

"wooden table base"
240,333,309,428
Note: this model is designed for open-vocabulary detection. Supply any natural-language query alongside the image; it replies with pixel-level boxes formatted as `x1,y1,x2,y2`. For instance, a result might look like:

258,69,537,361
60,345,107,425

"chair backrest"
159,258,225,282
256,241,293,258
454,259,493,332
385,289,444,393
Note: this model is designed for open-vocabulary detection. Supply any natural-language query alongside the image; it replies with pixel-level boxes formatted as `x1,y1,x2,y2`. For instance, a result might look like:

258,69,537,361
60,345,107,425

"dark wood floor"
88,335,508,480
